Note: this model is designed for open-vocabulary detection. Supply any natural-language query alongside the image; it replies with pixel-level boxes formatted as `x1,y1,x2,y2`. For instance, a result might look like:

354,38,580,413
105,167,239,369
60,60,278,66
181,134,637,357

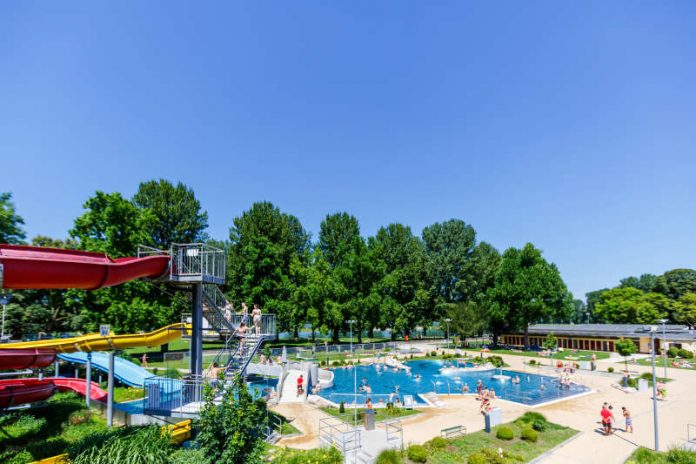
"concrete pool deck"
272,349,696,462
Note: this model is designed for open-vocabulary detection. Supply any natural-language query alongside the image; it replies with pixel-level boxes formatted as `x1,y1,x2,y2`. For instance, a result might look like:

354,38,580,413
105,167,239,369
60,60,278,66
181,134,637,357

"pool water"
318,360,590,406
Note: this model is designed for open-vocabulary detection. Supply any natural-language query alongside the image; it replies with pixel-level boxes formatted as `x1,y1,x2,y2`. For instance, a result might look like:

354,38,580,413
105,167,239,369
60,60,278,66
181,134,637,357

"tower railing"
170,243,225,284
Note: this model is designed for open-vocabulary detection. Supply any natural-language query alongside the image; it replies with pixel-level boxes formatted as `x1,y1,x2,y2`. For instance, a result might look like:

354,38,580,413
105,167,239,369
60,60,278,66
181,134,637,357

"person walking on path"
622,407,633,433
297,374,304,396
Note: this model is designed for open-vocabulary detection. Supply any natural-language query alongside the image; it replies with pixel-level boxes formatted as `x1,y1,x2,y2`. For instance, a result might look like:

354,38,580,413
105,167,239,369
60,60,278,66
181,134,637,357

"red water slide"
0,244,170,289
48,377,108,402
0,348,56,369
0,378,55,408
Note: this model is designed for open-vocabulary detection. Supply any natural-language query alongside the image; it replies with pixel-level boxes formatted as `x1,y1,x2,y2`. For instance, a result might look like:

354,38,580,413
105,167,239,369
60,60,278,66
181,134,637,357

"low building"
500,324,696,354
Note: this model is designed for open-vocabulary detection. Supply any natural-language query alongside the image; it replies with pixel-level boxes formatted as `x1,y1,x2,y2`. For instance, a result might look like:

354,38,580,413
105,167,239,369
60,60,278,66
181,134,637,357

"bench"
441,425,466,438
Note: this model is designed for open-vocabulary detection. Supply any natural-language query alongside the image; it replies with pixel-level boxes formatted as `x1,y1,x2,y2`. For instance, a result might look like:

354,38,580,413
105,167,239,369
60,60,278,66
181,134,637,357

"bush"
467,452,488,464
407,444,427,463
376,449,403,464
270,447,343,464
70,426,173,464
487,356,504,368
667,347,679,358
528,359,536,365
0,415,47,444
519,411,547,423
521,427,538,442
608,367,614,373
678,349,694,359
7,450,33,464
626,377,638,389
496,426,514,440
467,448,512,464
665,446,696,463
431,351,437,357
427,436,447,450
339,402,345,414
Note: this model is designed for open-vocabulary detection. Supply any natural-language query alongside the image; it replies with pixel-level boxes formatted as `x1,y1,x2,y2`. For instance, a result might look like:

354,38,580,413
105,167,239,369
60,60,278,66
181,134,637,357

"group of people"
223,301,264,336
599,402,632,435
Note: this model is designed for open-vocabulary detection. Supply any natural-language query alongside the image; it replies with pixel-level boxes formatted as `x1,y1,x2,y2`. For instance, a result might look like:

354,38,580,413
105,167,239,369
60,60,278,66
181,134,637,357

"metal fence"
170,243,225,284
319,416,362,454
144,375,206,416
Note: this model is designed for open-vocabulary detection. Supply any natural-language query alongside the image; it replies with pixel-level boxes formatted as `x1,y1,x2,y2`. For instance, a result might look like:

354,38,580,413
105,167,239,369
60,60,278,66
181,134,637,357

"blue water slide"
57,352,152,388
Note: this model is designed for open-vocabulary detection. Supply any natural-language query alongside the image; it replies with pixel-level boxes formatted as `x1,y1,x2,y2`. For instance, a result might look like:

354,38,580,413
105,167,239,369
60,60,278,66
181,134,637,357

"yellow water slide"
0,323,191,353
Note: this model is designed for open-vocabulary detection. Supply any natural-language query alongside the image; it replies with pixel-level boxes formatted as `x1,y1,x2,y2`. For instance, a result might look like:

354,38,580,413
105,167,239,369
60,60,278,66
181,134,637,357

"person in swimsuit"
600,404,614,435
252,303,262,335
240,302,250,325
622,407,633,433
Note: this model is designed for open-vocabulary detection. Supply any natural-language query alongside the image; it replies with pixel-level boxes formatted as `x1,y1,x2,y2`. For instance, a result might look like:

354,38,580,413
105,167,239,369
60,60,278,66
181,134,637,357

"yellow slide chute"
0,323,191,353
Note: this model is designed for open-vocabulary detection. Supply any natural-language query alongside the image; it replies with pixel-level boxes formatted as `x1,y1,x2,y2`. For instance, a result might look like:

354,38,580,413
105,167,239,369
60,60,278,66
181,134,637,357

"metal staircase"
209,314,276,378
202,283,235,334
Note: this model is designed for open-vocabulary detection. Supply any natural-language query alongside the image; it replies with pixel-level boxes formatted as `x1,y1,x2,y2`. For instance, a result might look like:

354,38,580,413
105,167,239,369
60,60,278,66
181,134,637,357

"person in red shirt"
600,404,614,435
297,374,304,396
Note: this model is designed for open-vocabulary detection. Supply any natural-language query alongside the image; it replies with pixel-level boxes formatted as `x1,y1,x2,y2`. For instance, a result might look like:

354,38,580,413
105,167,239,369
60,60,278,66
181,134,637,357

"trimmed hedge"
376,449,403,464
496,426,514,440
407,444,428,463
521,427,538,442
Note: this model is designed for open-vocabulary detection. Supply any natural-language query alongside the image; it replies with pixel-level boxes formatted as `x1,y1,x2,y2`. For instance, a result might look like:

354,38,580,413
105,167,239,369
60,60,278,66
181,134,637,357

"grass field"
417,412,578,464
320,406,420,423
634,356,696,370
461,347,611,362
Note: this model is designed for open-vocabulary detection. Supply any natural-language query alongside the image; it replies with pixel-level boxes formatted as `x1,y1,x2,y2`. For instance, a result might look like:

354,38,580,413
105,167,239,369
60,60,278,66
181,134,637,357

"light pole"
0,294,11,341
347,319,357,427
444,318,451,352
650,326,660,452
658,318,668,380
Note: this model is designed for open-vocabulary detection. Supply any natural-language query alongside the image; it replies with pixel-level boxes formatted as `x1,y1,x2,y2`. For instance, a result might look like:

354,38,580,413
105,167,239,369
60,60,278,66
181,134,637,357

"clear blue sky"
1,1,695,300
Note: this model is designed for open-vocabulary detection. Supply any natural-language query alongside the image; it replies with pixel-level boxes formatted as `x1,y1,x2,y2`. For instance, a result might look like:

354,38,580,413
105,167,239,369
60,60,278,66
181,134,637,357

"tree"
196,374,267,464
70,191,150,257
445,300,487,342
133,179,209,248
422,219,477,304
615,338,637,372
620,274,657,293
369,224,428,340
586,288,610,314
0,192,26,244
592,287,668,324
487,243,573,348
654,269,696,301
673,293,696,328
543,332,558,351
572,299,589,324
227,202,307,333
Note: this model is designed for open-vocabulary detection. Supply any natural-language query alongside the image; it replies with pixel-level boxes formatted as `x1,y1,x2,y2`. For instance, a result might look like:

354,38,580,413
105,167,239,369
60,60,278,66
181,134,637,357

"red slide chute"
0,245,170,289
0,349,56,369
48,377,108,402
0,379,55,408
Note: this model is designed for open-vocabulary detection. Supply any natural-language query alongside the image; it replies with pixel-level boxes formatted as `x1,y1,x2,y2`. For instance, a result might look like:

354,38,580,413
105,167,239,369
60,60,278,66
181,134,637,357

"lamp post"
650,325,660,452
0,294,11,341
444,318,451,352
347,320,357,427
658,318,668,380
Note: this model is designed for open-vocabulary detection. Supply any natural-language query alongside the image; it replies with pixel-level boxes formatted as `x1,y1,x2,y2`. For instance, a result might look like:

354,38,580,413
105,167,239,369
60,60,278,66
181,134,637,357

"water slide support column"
190,283,203,379
107,351,115,428
85,352,92,408
54,359,59,377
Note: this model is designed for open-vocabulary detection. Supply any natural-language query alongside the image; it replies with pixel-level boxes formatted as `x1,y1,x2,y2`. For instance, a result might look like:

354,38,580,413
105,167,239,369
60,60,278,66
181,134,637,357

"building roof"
526,324,696,341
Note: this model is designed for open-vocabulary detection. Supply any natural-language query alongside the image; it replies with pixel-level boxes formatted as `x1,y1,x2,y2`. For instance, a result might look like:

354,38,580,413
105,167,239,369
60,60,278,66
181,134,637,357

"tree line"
1,181,574,346
585,270,696,328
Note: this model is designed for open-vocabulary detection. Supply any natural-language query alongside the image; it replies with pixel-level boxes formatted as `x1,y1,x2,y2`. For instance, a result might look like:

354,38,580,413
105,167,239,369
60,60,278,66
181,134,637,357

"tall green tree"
133,179,209,248
0,192,26,244
586,288,610,314
592,287,668,324
445,300,487,342
671,293,696,328
422,219,477,304
620,274,657,293
653,269,696,301
487,243,573,347
369,223,429,339
227,202,307,333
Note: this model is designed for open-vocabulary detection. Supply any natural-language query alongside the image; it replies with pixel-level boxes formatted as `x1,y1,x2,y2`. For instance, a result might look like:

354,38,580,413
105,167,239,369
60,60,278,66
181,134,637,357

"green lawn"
461,347,610,362
112,387,145,403
320,406,420,423
634,356,696,370
0,392,108,463
422,413,578,464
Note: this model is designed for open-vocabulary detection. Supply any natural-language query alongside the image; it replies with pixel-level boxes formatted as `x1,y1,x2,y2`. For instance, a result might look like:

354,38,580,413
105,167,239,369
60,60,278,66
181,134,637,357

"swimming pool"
317,360,590,406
